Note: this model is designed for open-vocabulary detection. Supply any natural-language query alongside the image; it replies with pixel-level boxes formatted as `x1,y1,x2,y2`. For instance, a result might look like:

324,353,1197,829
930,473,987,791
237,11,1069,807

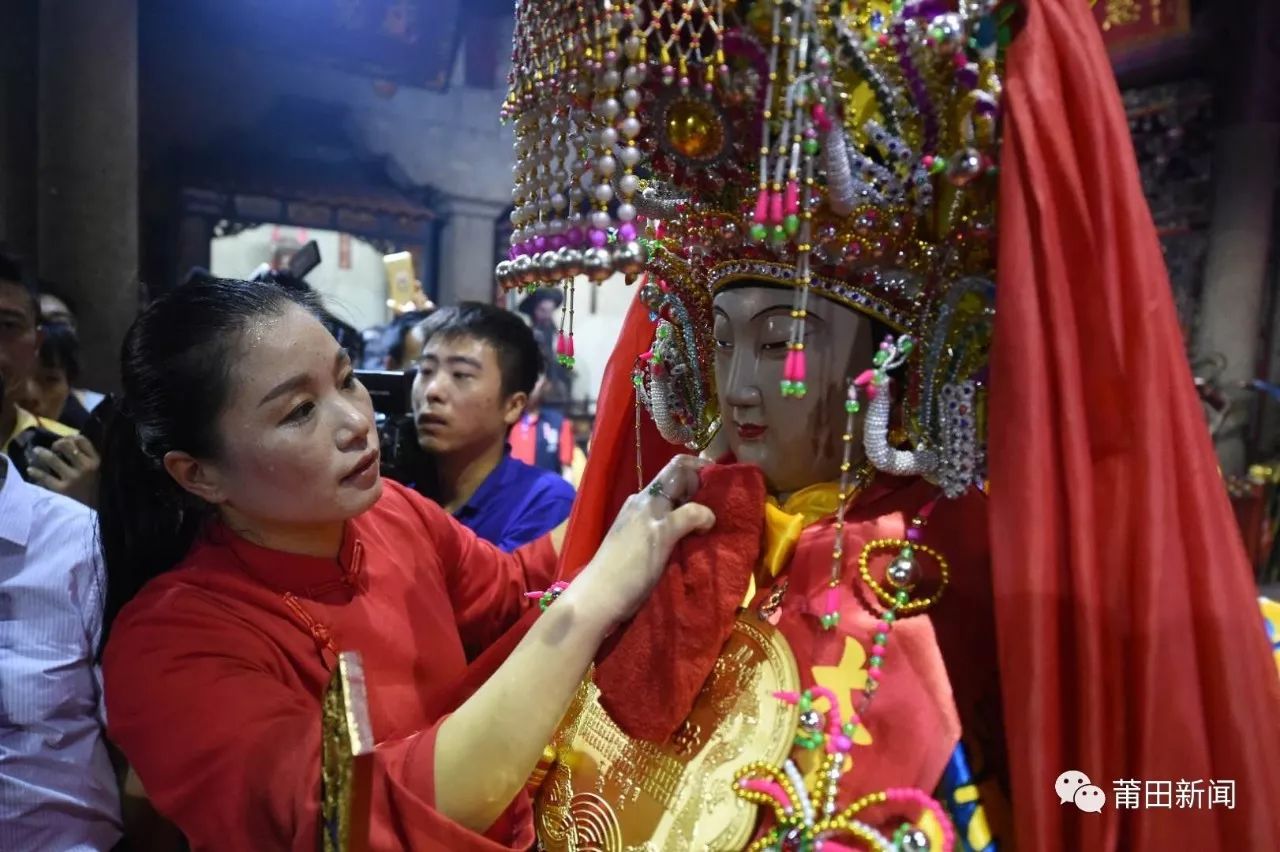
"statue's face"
713,284,875,496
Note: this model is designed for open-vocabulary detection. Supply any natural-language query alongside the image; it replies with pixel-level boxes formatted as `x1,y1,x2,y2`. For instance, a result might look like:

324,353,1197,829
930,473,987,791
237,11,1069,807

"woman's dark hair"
98,277,321,643
418,302,543,397
38,320,80,383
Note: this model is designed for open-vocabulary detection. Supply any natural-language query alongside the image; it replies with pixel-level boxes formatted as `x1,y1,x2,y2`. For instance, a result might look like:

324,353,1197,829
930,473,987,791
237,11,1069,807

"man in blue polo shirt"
410,302,575,551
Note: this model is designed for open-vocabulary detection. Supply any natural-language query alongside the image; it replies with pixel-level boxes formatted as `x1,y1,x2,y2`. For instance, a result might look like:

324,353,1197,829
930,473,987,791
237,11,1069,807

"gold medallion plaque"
534,615,800,851
322,651,375,852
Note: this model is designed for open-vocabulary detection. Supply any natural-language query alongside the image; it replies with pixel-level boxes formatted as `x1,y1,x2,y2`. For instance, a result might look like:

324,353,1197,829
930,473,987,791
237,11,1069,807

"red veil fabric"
558,292,683,579
989,0,1280,849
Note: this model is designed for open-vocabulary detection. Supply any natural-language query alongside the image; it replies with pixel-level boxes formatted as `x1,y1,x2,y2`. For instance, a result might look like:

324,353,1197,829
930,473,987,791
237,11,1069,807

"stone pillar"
37,0,140,392
0,0,38,261
1192,0,1280,474
1192,125,1280,473
435,196,505,306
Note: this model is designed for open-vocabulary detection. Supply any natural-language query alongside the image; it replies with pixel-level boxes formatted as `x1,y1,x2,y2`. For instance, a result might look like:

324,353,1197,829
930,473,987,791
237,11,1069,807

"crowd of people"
4,1,1280,851
0,251,597,851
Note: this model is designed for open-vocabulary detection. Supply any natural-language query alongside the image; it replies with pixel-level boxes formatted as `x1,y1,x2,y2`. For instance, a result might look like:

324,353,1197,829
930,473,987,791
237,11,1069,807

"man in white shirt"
0,453,121,850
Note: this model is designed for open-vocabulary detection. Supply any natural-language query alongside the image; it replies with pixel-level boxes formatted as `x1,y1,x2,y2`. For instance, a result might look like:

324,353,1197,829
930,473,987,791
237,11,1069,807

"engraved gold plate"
535,615,801,851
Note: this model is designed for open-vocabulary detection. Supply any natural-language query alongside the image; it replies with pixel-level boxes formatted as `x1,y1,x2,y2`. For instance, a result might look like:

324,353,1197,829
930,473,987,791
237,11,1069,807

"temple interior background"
1,0,1278,589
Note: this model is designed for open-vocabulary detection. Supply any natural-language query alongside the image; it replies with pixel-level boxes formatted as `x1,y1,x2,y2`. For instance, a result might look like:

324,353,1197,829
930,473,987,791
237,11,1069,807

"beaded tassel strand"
782,1,818,398
750,0,784,245
556,278,577,370
822,380,862,629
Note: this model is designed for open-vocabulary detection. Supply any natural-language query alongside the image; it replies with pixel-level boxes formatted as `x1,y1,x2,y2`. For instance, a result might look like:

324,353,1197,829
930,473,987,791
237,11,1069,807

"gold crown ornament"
498,0,1012,497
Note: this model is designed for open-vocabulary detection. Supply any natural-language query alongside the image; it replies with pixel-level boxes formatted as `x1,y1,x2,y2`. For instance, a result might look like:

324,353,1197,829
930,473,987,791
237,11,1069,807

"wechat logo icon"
1056,770,1106,813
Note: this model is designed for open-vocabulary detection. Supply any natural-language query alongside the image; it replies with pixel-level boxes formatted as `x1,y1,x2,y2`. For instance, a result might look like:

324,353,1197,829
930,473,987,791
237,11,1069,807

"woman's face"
27,363,70,420
183,304,382,532
713,285,875,496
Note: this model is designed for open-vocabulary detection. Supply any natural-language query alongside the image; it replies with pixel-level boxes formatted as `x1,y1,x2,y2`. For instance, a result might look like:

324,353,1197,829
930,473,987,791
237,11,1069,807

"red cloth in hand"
593,463,766,742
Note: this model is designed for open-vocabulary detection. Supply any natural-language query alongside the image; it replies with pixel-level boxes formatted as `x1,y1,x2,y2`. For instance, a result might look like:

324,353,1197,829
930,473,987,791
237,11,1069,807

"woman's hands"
434,454,717,833
571,455,716,631
27,434,100,508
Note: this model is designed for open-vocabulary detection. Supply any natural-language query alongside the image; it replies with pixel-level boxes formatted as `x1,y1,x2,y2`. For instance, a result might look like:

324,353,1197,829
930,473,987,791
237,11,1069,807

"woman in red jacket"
96,276,714,851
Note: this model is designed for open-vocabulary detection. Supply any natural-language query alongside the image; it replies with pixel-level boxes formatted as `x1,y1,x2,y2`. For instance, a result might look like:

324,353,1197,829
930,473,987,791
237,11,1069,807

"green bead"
794,382,807,398
784,214,800,236
895,590,910,605
899,338,915,354
930,157,948,175
770,224,787,244
803,138,820,156
799,694,812,711
869,655,883,668
873,632,887,645
884,611,897,623
845,400,859,414
749,223,768,242
873,351,888,367
780,379,794,396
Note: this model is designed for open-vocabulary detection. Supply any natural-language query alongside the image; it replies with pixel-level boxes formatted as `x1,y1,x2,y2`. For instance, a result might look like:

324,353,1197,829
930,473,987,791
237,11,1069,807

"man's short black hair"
0,249,40,323
419,302,544,397
38,321,81,383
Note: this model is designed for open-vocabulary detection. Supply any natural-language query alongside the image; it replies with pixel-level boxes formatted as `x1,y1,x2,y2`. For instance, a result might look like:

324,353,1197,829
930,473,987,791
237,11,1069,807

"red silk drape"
989,1,1280,848
558,291,681,579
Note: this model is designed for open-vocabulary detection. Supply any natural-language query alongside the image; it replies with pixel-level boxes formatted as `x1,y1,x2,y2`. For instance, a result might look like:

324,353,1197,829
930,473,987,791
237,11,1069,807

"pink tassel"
753,188,769,224
566,336,575,356
772,690,801,704
556,334,567,356
854,369,878,399
769,190,783,225
794,350,807,383
784,180,799,215
742,779,794,811
812,103,832,132
784,349,799,382
807,685,839,710
824,586,839,618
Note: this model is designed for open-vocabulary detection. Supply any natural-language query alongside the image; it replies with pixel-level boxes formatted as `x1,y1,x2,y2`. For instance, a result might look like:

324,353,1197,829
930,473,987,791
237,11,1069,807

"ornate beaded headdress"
498,0,1009,497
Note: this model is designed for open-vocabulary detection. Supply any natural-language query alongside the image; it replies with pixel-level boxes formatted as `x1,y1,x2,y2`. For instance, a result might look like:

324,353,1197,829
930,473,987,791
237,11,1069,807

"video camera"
355,369,420,485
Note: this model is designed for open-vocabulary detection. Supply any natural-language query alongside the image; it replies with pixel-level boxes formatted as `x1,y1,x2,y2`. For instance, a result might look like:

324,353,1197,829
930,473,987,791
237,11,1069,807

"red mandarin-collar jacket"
103,480,556,851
